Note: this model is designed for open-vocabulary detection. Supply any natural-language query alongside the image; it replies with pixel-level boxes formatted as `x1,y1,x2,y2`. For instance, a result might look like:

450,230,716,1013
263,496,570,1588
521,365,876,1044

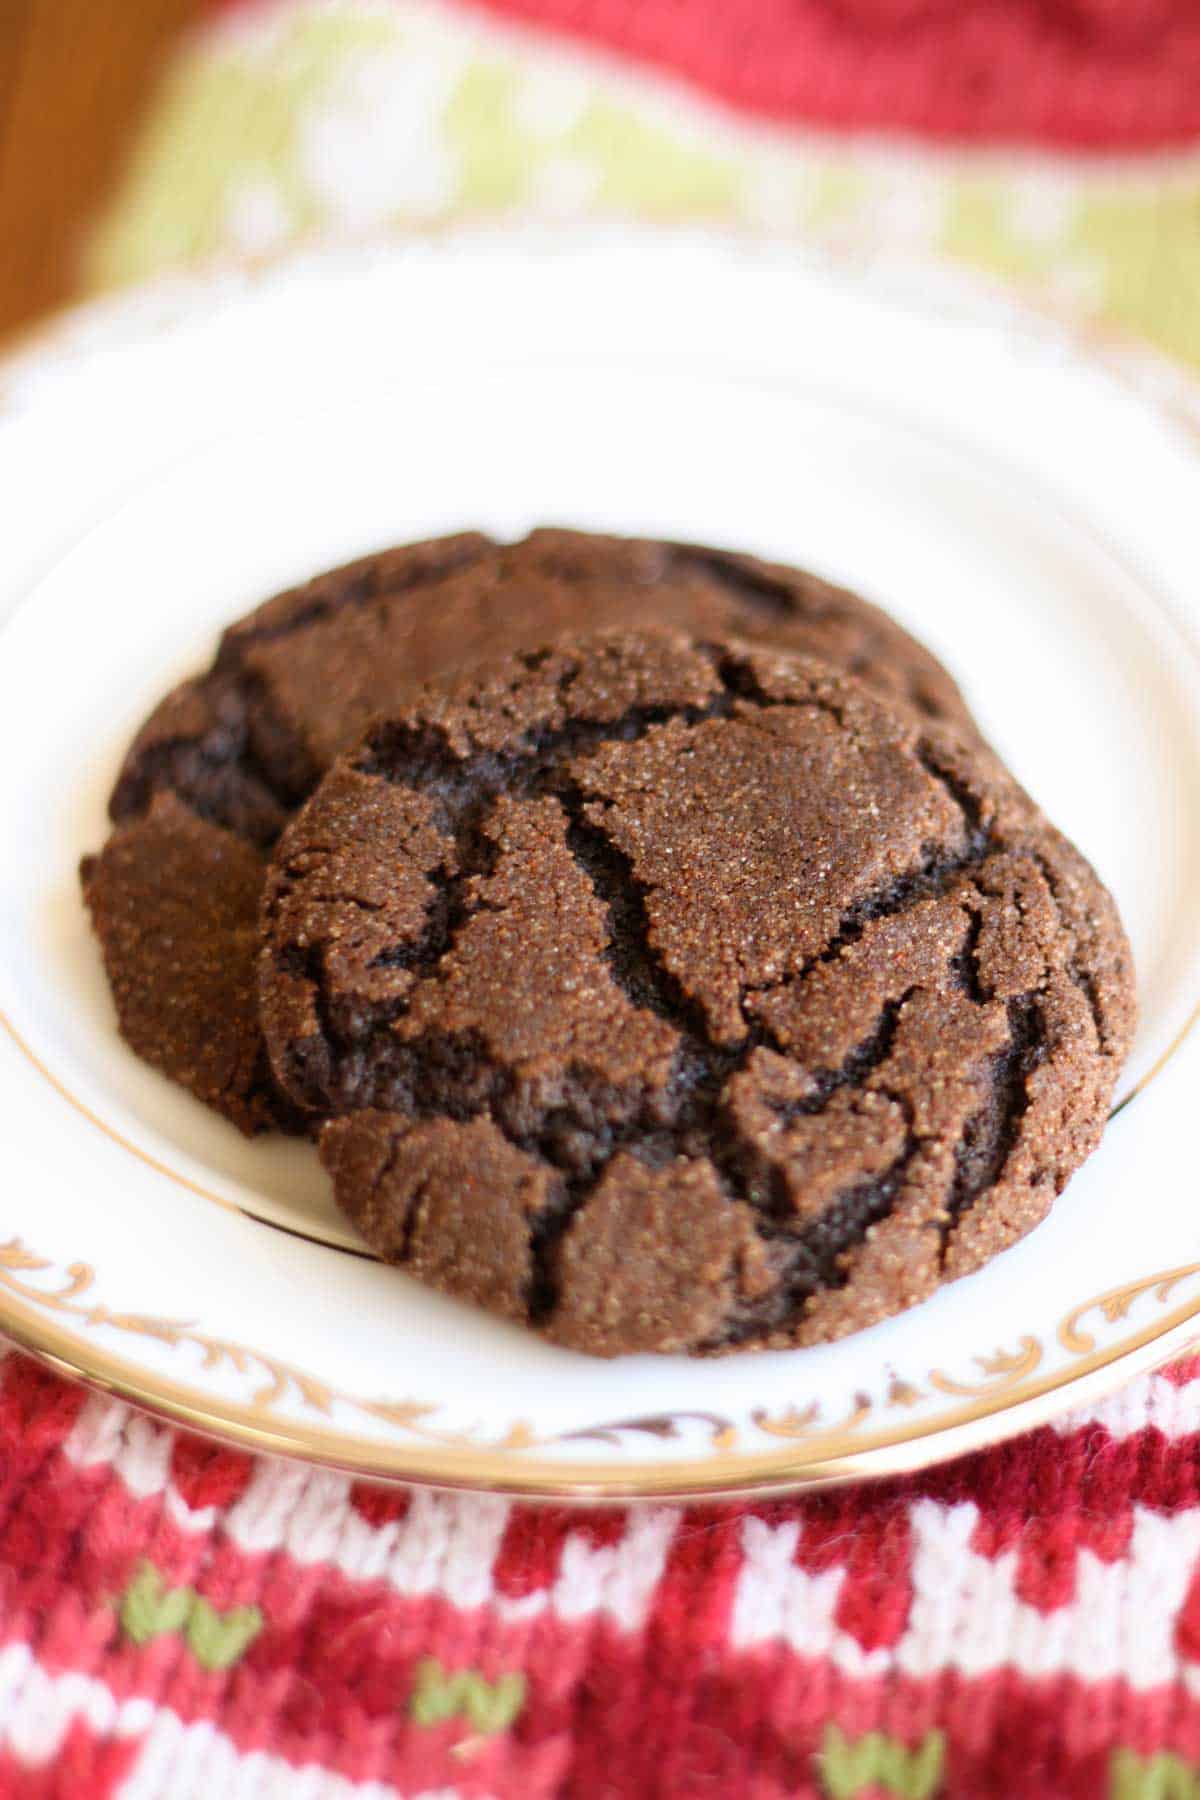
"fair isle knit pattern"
90,0,1200,373
5,1348,1200,1794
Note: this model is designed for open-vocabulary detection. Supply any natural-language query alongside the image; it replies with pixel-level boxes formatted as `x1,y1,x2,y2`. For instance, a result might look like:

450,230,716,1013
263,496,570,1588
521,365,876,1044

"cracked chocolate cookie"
258,630,1134,1355
89,527,979,1136
109,527,977,851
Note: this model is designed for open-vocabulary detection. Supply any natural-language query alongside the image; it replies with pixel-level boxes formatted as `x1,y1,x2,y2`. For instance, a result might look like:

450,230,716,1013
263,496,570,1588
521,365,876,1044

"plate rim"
3,1177,1200,1499
3,227,1199,1500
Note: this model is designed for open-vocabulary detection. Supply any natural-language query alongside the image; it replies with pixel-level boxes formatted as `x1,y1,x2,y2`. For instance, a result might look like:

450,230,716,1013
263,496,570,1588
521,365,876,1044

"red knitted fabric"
4,1348,1200,1795
213,0,1200,148
461,0,1200,147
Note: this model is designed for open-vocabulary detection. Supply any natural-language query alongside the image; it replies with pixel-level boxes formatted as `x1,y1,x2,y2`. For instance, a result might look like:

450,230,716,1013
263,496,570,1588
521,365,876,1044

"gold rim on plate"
4,1225,1200,1498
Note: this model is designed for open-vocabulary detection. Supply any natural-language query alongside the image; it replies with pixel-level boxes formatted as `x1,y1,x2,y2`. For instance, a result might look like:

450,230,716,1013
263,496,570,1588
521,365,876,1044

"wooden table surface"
0,0,204,343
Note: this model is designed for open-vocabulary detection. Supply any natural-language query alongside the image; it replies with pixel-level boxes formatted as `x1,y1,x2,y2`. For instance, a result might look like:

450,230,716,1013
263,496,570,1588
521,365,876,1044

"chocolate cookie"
108,527,977,851
258,630,1134,1355
89,527,979,1136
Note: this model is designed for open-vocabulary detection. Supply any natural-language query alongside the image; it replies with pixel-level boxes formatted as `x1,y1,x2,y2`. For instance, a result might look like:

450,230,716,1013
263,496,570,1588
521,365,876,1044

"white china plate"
1,233,1198,1498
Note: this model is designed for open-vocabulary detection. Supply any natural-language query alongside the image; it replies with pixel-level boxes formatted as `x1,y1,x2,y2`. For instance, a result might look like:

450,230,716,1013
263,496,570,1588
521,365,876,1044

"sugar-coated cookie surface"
80,793,298,1133
259,629,1134,1356
109,528,976,852
89,529,979,1136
